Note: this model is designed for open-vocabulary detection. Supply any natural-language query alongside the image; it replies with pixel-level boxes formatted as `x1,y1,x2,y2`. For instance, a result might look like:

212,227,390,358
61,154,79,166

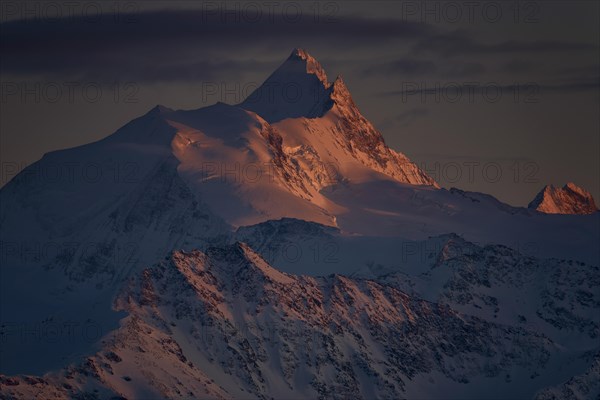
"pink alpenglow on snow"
528,182,598,215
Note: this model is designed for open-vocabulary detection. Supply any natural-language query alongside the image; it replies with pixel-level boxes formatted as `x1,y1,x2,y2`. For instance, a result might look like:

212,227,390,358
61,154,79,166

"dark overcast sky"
1,0,598,206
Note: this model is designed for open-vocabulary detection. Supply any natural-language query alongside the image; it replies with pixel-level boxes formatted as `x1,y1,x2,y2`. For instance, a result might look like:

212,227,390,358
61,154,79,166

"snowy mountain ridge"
528,182,598,215
2,239,598,399
0,48,598,400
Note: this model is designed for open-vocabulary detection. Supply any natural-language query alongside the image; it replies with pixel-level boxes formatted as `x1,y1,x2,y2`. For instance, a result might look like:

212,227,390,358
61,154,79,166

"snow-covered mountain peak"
239,49,333,122
1,49,600,400
151,104,174,115
528,182,598,215
564,181,588,196
330,75,352,101
331,75,348,94
287,47,329,85
288,47,313,59
239,50,363,123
